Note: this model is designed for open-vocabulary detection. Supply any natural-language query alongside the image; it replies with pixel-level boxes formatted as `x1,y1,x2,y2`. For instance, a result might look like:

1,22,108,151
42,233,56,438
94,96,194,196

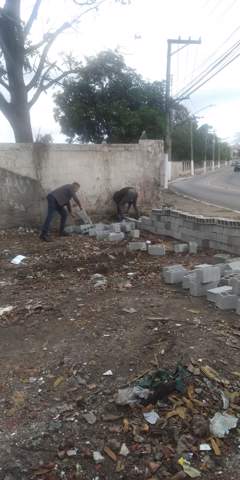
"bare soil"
0,230,240,480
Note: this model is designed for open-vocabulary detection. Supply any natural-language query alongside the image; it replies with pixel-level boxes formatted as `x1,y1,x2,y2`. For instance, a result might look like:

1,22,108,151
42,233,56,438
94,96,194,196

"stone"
128,242,147,252
195,264,221,284
215,293,238,310
64,225,75,234
108,232,125,242
163,265,188,284
207,285,232,303
148,244,165,256
174,243,189,254
129,229,140,239
189,241,198,254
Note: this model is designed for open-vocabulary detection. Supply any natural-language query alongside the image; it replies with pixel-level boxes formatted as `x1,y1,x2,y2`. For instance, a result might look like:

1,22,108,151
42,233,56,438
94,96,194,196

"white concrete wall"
0,140,165,227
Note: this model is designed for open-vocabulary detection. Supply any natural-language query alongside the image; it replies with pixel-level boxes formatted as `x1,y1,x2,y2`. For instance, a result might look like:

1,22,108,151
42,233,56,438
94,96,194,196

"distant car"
234,162,240,172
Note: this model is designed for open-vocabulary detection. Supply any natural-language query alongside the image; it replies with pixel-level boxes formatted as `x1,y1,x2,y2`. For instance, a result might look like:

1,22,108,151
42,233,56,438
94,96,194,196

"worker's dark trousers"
41,194,68,236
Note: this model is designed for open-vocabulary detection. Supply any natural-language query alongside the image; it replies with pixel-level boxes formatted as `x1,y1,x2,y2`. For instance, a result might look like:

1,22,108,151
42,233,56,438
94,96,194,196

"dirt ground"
1,229,240,480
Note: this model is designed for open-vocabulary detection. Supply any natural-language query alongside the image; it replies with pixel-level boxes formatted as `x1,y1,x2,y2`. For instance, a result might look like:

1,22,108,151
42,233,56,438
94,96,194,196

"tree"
54,50,166,143
0,0,124,142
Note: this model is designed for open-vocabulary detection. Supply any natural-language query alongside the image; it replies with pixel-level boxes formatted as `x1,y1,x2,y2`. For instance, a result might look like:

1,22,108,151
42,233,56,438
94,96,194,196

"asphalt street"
170,166,240,211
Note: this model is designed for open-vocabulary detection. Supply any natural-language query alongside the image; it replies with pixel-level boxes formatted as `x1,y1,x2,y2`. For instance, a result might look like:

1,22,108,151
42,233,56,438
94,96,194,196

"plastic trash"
115,386,150,406
93,451,104,464
210,412,238,438
119,443,130,456
200,443,211,452
178,457,201,478
11,255,26,265
143,410,160,425
103,370,113,376
0,306,14,316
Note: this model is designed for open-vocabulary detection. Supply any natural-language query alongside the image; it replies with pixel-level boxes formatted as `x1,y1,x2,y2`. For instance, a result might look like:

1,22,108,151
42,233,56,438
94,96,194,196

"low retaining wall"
140,208,240,255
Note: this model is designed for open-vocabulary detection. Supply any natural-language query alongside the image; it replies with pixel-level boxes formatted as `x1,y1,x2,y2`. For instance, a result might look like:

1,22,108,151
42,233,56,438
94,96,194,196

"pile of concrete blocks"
162,256,240,314
65,220,139,242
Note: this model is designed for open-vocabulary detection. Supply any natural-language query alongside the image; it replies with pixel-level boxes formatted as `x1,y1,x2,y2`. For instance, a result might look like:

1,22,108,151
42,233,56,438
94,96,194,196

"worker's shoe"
59,231,70,237
39,233,51,242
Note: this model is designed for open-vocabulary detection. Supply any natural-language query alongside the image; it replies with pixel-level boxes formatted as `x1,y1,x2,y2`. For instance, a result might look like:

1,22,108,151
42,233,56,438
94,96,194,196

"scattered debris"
210,412,238,438
11,255,26,265
103,370,113,376
119,443,130,457
93,451,104,464
0,306,14,316
143,410,160,425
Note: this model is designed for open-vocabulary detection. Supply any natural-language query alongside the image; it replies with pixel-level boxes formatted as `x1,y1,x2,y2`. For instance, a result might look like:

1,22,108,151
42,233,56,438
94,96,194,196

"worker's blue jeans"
41,194,68,236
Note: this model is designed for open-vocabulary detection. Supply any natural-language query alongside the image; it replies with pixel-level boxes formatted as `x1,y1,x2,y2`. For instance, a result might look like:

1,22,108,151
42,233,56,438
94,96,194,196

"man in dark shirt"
40,182,82,241
113,187,139,220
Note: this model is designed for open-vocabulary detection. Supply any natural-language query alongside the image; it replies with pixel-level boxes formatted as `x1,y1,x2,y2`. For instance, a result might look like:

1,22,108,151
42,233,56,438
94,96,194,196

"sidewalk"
160,188,240,220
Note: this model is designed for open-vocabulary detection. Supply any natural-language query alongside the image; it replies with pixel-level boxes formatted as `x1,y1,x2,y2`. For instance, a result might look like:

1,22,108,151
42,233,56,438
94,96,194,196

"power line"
175,37,240,99
176,47,240,99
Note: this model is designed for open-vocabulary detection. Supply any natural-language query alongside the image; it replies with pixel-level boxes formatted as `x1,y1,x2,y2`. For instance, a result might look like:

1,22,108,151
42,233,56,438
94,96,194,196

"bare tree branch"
26,0,104,93
0,77,10,91
28,69,78,108
24,0,42,37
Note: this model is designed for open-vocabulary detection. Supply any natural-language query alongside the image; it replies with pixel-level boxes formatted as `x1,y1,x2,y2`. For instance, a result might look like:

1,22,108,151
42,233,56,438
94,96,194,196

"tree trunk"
0,0,33,142
9,106,33,143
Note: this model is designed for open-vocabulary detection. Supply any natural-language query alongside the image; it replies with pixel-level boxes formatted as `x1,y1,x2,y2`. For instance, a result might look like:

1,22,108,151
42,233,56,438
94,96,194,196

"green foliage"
54,50,166,143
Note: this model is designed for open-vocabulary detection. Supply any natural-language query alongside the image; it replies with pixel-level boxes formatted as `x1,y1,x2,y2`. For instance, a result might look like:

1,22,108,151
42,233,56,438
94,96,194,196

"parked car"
234,161,240,172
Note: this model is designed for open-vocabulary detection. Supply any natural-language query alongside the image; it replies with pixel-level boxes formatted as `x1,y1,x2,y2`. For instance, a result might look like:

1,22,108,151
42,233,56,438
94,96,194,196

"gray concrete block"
111,223,122,233
121,221,136,233
236,298,240,315
108,232,125,242
64,225,75,234
195,264,221,284
182,272,197,289
215,293,238,310
174,243,189,254
225,261,240,274
229,276,240,295
148,244,165,256
96,231,109,241
189,279,219,297
89,228,97,237
163,265,188,284
189,241,198,254
75,224,94,234
207,285,232,303
95,223,107,232
213,254,231,264
128,241,147,252
130,229,140,239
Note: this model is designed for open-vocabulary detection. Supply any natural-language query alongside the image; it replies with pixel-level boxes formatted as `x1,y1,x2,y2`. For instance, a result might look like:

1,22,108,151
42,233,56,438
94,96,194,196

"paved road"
170,166,240,211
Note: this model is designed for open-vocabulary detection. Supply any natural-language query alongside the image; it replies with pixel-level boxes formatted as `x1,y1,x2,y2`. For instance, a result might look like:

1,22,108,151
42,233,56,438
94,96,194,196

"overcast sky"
1,0,240,142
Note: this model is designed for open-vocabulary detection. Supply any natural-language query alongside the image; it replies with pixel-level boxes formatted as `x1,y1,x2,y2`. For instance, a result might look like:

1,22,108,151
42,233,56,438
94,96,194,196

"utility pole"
212,134,216,171
190,118,194,176
217,139,221,168
165,37,201,188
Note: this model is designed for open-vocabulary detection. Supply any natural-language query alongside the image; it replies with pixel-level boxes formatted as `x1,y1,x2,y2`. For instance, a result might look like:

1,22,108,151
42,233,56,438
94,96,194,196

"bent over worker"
40,182,82,241
113,187,139,220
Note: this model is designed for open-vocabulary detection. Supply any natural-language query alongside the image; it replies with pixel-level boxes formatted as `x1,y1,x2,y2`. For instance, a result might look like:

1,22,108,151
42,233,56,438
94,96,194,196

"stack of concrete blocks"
137,208,240,256
180,264,221,297
162,265,188,284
